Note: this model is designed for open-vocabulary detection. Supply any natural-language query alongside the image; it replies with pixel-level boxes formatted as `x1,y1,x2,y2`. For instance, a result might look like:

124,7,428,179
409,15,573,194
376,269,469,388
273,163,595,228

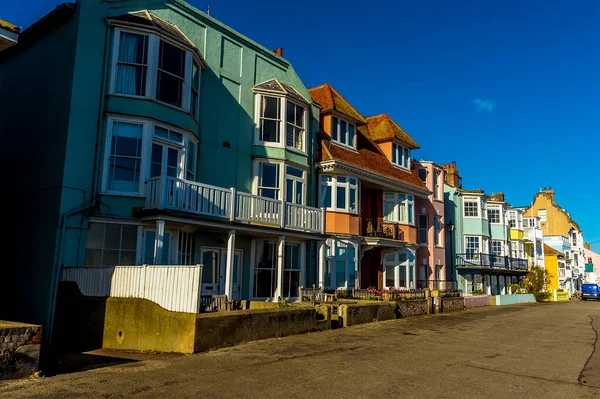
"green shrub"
472,289,486,296
534,292,552,302
509,284,521,293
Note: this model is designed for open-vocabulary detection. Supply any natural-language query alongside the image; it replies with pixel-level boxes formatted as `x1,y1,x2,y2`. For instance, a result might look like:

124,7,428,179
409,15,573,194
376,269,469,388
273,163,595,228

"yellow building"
543,244,565,291
523,188,580,237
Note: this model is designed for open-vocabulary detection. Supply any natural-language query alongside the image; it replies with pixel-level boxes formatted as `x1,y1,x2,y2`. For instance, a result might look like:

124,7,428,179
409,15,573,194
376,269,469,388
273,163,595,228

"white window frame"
463,197,480,218
491,240,504,256
84,220,143,267
110,27,197,115
253,160,307,204
330,115,356,149
383,249,416,289
102,116,198,196
433,170,441,200
382,193,415,225
464,236,481,261
254,94,307,153
537,209,547,222
391,142,411,170
325,239,358,290
319,175,360,214
488,205,502,224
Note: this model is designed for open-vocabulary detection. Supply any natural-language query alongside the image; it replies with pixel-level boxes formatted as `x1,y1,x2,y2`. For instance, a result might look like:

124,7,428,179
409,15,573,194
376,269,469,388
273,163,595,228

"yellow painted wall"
378,140,393,161
523,192,577,237
544,255,559,291
510,229,524,241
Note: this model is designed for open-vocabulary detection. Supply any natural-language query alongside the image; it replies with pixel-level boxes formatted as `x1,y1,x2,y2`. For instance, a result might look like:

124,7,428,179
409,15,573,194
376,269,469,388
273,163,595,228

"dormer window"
256,95,306,152
110,26,203,118
331,117,356,148
392,143,410,169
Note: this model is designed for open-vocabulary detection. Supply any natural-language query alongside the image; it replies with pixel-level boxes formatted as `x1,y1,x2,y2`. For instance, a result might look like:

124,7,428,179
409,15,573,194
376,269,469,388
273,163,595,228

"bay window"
488,206,501,224
383,250,415,289
465,236,481,261
320,175,359,213
255,161,307,204
103,117,198,196
331,116,356,148
325,240,358,289
85,222,139,267
392,143,410,169
463,198,480,218
111,29,201,117
383,193,414,224
255,94,306,152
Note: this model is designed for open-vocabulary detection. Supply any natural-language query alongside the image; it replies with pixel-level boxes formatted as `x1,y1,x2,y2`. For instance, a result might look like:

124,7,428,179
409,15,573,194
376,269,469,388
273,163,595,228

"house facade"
523,188,585,293
544,244,566,291
444,164,528,295
308,84,431,291
412,161,447,288
0,0,326,340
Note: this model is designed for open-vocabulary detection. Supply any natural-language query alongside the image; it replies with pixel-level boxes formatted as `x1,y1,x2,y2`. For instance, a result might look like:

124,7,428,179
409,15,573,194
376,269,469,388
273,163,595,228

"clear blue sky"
5,0,600,251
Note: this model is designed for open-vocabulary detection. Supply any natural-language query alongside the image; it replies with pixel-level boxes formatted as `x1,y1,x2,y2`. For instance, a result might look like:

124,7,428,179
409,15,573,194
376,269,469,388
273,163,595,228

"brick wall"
0,322,42,380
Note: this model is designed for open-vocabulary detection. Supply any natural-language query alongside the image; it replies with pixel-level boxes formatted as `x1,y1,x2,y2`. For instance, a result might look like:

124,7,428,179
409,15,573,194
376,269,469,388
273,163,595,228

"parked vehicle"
581,284,600,300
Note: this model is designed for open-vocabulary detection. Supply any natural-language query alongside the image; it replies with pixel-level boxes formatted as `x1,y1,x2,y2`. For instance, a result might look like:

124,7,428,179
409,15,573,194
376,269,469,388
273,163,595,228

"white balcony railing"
144,176,324,234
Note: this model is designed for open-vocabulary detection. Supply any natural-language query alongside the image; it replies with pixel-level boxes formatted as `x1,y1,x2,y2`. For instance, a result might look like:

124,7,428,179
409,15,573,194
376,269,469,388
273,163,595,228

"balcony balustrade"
144,176,324,234
456,253,529,272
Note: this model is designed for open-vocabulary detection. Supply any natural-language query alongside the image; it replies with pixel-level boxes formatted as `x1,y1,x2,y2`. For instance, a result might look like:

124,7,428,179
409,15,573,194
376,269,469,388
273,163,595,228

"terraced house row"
0,0,592,342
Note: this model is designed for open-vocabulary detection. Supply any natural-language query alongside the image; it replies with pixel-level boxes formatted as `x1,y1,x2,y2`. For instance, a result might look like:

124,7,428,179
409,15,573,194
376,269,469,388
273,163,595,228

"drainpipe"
47,19,112,343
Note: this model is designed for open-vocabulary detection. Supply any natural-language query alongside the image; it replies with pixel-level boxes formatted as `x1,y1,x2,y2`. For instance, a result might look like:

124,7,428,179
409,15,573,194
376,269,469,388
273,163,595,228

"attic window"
255,94,306,152
392,143,410,169
331,117,356,148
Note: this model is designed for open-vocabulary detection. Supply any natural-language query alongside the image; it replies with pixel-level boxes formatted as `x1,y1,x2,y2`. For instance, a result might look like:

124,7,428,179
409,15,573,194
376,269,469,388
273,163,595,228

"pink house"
412,161,447,289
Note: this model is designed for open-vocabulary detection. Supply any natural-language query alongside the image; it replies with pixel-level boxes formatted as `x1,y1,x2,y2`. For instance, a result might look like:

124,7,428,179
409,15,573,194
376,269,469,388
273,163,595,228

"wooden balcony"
144,176,324,234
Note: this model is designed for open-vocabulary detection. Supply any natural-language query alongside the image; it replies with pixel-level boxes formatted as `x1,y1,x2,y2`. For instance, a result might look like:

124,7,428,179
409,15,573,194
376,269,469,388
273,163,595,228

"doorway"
200,247,243,299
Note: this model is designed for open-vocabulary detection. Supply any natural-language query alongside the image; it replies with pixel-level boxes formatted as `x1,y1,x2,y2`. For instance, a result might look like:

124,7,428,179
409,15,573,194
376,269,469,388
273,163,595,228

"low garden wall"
464,295,490,309
338,299,431,327
0,321,42,380
495,294,536,306
441,297,465,312
397,299,429,318
556,291,569,302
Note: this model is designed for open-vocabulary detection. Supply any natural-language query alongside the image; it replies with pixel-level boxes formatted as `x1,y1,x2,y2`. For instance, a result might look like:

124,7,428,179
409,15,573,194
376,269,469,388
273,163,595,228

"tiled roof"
366,114,419,149
318,126,429,193
108,11,207,68
308,84,367,124
0,18,20,33
254,79,309,104
543,244,565,257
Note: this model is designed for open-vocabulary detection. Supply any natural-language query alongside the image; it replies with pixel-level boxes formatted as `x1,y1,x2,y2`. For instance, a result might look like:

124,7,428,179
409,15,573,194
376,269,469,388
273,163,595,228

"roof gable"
254,79,309,104
308,84,366,124
543,244,565,257
366,114,419,149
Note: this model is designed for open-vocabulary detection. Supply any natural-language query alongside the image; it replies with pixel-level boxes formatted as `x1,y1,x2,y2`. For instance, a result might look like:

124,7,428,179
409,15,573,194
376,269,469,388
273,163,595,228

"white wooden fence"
62,265,203,314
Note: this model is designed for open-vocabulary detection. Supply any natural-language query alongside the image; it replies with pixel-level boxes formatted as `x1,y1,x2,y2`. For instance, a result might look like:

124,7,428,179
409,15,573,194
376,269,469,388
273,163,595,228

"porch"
144,175,324,234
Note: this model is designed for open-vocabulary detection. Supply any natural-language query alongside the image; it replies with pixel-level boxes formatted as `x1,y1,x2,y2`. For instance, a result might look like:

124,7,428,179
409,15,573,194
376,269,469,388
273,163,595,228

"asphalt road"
2,301,600,398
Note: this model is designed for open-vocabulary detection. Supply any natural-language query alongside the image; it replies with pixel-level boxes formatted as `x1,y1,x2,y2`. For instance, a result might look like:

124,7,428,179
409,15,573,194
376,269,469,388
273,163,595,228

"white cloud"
473,98,495,112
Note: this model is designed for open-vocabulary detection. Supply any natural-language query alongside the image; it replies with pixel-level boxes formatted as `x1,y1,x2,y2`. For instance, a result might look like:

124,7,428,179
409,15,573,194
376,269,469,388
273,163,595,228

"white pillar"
318,241,326,289
275,236,285,299
153,219,165,265
224,230,236,299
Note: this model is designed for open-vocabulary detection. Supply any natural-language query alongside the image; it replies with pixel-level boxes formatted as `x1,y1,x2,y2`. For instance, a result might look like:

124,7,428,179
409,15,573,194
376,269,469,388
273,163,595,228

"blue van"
582,284,600,300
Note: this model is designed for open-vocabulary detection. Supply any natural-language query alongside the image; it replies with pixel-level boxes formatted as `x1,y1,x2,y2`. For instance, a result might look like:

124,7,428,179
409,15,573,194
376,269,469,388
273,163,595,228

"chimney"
584,243,591,250
491,192,505,202
543,187,555,202
443,162,460,188
274,47,283,57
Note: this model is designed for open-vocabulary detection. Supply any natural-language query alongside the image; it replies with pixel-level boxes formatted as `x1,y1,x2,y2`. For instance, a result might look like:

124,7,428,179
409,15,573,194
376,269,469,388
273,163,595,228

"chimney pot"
276,47,283,57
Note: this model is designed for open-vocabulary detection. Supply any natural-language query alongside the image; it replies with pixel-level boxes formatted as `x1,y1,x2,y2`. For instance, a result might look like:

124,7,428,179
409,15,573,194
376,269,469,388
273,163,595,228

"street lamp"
446,220,456,288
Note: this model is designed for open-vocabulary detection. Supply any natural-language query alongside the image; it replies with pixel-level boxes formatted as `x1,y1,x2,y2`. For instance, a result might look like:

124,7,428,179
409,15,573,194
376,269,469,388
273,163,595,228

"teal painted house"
443,164,528,295
0,0,324,341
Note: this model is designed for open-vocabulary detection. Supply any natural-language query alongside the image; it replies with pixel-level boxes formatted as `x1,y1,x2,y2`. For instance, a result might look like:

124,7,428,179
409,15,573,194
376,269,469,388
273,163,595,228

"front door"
201,248,242,298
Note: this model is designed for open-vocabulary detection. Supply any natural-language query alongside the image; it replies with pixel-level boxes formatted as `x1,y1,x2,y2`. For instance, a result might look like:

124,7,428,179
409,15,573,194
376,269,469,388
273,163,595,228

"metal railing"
361,218,404,241
456,253,530,271
416,280,458,290
144,176,324,234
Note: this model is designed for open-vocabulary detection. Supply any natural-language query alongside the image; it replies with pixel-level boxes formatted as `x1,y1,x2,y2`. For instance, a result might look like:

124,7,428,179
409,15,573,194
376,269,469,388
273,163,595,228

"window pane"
116,65,146,96
399,266,407,288
87,223,104,249
103,250,120,266
159,40,185,77
286,124,295,148
336,186,346,209
349,188,356,211
157,71,183,107
386,264,395,287
109,158,140,191
322,185,332,207
403,148,409,167
392,144,397,164
120,250,137,266
339,120,347,144
286,166,303,178
155,126,169,139
85,249,102,267
331,117,338,140
261,164,278,188
262,96,279,119
121,225,137,250
202,251,218,284
166,147,179,177
286,179,293,202
119,32,148,64
348,263,356,289
151,143,163,177
104,224,121,249
286,100,295,124
260,189,277,199
261,119,279,143
348,124,355,147
295,181,303,204
336,261,346,288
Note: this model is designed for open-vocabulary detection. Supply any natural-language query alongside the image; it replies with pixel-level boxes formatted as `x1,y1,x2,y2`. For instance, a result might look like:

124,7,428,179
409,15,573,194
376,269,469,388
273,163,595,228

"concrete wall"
495,294,536,306
103,297,197,354
464,295,490,309
195,308,325,352
0,321,42,380
339,303,398,327
441,297,465,312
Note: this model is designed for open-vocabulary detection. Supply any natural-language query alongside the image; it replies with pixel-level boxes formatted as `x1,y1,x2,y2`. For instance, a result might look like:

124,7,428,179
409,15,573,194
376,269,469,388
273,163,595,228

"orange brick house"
309,84,430,291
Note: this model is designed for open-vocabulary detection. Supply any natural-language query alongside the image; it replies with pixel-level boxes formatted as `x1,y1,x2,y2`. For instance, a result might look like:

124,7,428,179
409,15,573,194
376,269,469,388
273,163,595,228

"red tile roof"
308,84,367,124
366,114,419,149
543,244,565,257
319,126,429,193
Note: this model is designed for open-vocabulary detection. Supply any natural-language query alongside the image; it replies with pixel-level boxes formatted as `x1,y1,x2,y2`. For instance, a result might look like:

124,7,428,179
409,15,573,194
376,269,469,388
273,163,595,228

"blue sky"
5,1,600,250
